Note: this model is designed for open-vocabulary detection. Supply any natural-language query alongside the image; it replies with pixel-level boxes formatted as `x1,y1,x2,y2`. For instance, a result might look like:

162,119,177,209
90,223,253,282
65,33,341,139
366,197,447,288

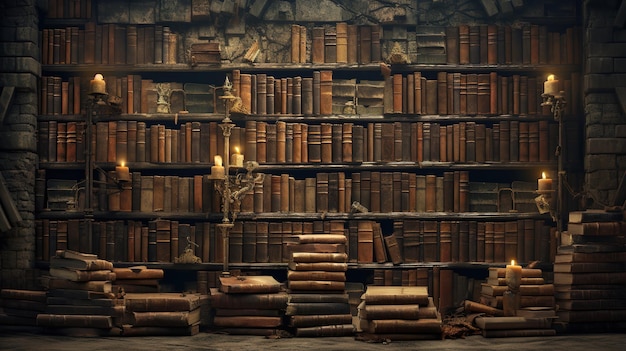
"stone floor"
1,328,626,351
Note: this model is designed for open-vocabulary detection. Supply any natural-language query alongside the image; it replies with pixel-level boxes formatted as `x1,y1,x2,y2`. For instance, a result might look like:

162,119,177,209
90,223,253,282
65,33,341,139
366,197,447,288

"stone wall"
583,0,626,207
0,0,41,289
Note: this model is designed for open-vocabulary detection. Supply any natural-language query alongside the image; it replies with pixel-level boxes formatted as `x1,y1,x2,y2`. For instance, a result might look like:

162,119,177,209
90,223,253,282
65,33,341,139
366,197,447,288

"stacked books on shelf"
356,286,442,341
0,289,47,327
37,250,124,336
209,275,287,336
122,292,205,336
554,209,626,332
286,234,354,337
480,267,555,315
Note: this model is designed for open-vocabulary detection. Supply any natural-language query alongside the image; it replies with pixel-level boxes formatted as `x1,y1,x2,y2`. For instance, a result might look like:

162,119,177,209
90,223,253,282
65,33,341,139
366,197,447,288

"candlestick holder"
213,76,265,277
540,91,567,233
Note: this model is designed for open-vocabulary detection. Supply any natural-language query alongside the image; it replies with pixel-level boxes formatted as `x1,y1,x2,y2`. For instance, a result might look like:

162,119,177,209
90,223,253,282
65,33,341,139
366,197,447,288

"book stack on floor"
286,233,353,337
554,209,626,332
356,286,442,341
122,292,205,336
480,267,556,319
112,266,164,293
209,275,287,336
37,250,124,336
474,316,556,338
0,289,47,328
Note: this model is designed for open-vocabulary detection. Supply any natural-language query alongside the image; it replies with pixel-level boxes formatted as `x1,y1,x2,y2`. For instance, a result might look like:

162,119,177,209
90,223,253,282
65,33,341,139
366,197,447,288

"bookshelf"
35,1,583,307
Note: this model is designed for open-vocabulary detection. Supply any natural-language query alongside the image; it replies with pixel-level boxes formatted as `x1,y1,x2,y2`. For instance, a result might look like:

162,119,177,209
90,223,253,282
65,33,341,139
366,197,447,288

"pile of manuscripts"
554,209,626,332
37,250,123,336
210,275,288,336
356,286,442,341
0,288,47,328
123,292,205,336
286,233,354,337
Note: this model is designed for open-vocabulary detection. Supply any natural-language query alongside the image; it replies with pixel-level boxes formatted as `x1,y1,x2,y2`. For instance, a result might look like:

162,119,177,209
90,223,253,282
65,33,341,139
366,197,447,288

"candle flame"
235,146,240,154
94,73,104,80
214,155,222,167
547,74,554,81
120,161,125,167
511,259,516,266
542,172,546,179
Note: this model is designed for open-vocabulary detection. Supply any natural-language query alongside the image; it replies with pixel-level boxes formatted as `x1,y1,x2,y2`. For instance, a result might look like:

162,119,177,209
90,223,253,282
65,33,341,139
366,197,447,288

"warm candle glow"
543,74,559,95
538,171,552,191
115,161,130,182
547,74,554,82
235,146,240,154
214,155,222,167
211,155,225,179
231,147,244,167
511,259,516,266
90,73,107,94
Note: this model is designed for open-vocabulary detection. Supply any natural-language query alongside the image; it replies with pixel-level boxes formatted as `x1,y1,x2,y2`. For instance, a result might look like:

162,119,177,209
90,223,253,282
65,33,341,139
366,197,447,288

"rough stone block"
97,0,130,23
588,42,626,57
585,123,605,137
295,0,343,22
587,170,619,190
1,250,16,269
15,26,39,43
585,74,614,92
587,138,626,154
614,58,626,72
225,16,246,35
248,0,269,18
159,0,191,22
587,27,614,43
0,131,37,152
191,0,211,20
0,73,38,92
264,1,294,21
585,154,616,172
586,57,614,74
616,124,626,137
612,28,626,42
130,0,157,24
0,42,39,58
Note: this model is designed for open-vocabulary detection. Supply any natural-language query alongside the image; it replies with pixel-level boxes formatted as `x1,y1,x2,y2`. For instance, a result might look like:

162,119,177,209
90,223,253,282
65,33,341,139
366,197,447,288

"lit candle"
505,259,522,291
543,74,558,95
231,146,244,167
211,155,225,179
538,172,552,192
115,161,130,182
90,73,107,94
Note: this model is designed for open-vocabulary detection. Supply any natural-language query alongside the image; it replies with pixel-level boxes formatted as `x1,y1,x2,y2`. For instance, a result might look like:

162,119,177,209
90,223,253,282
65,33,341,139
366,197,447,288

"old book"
569,210,624,223
291,252,348,263
49,255,113,272
36,314,113,328
567,221,626,236
209,288,287,310
219,275,281,294
474,316,553,330
131,308,201,327
48,268,114,282
288,280,346,291
357,221,374,264
367,319,441,334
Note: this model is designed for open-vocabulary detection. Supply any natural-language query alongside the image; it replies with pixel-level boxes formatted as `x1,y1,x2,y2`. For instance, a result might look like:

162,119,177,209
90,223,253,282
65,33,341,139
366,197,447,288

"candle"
231,146,244,167
115,161,130,182
90,73,107,94
538,172,552,192
211,155,225,179
505,259,522,291
543,74,558,95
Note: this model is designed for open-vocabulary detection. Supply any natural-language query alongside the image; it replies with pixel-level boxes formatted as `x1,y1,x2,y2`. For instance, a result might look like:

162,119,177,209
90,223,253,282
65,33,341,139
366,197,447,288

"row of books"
45,0,92,19
41,23,178,66
293,23,581,66
38,119,558,165
39,69,580,118
35,218,553,265
43,169,536,214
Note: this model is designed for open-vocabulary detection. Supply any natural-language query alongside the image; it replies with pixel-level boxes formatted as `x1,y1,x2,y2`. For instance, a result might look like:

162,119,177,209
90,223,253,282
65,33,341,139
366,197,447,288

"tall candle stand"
213,77,264,277
541,90,567,234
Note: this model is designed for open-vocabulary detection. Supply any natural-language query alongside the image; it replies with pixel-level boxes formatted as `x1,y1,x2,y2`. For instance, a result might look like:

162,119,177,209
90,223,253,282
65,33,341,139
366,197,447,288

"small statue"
387,41,410,65
174,236,202,264
155,83,172,113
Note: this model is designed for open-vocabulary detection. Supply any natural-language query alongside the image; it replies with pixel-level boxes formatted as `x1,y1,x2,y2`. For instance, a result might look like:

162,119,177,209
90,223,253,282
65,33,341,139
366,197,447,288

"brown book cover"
291,252,348,263
291,24,300,63
312,27,325,64
288,280,346,292
36,314,113,328
359,25,371,64
320,70,333,115
383,233,403,265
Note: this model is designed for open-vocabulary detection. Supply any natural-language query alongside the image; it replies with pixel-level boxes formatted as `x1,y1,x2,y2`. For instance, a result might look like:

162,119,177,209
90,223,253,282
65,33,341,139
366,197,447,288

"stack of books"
37,250,123,336
554,209,626,332
210,275,287,336
122,292,205,336
0,289,47,328
286,234,353,337
112,266,164,293
474,316,556,338
480,267,556,318
356,286,442,341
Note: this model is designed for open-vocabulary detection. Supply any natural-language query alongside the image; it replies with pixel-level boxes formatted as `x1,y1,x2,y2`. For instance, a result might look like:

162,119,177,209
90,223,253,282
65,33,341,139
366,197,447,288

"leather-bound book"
469,25,480,64
475,123,486,163
425,174,436,212
466,73,478,116
430,122,440,161
371,24,382,62
302,77,313,116
477,73,490,115
465,121,476,162
331,123,342,163
439,125,447,162
256,73,267,115
280,174,290,213
265,76,275,115
308,124,321,163
299,25,307,63
446,26,459,64
499,121,510,163
305,177,316,213
352,124,363,163
511,27,522,64
291,24,300,63
458,24,470,64
425,79,438,115
316,173,329,213
321,123,333,163
512,74,520,115
436,72,447,115
140,175,153,213
347,24,358,64
422,122,431,161
527,76,537,115
359,25,371,64
276,121,287,163
489,72,498,115
312,27,325,64
293,76,302,115
528,121,539,162
241,221,257,263
244,120,257,162
509,120,519,162
319,70,333,115
263,123,276,164
479,24,488,64
360,171,371,211
336,22,348,63
413,72,422,114
380,123,394,163
341,123,353,163
293,123,302,163
368,171,380,213
392,74,403,113
487,24,497,64
313,71,321,115
357,220,374,263
255,221,269,263
518,121,529,162
240,73,252,114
